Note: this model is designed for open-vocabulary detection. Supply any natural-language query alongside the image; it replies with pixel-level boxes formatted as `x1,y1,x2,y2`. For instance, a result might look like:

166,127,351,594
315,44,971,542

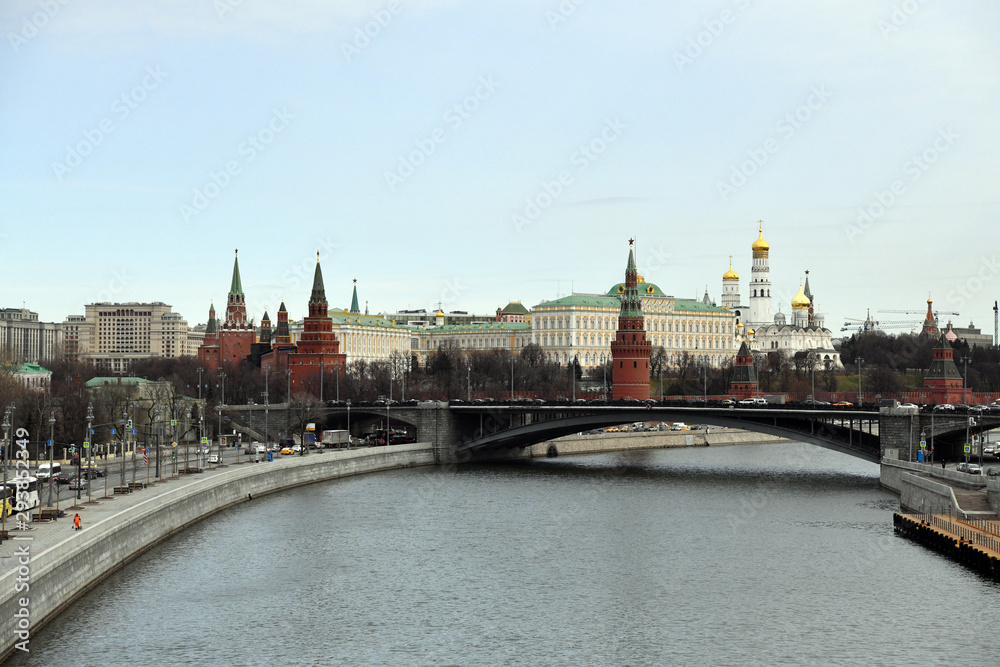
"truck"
321,430,351,448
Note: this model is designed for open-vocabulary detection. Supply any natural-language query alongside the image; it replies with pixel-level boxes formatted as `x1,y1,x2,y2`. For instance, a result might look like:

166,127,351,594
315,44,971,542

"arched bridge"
287,402,1000,465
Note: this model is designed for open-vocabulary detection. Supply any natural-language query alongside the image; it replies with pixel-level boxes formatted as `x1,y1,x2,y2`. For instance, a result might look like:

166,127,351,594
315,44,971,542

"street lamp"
857,357,864,406
965,416,975,467
217,403,223,468
119,408,128,491
809,352,817,405
85,401,93,503
920,428,926,463
46,411,55,508
467,364,471,402
2,405,12,543
960,355,971,406
196,366,203,401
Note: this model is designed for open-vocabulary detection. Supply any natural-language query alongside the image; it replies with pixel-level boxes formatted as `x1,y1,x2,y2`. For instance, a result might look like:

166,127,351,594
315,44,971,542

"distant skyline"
3,2,998,337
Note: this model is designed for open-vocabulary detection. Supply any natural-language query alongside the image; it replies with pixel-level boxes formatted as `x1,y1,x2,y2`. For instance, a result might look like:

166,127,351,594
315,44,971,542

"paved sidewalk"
0,456,263,566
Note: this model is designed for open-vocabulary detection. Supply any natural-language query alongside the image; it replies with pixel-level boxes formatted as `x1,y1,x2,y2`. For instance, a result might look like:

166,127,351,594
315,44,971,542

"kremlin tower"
729,341,758,400
611,240,651,401
197,251,255,371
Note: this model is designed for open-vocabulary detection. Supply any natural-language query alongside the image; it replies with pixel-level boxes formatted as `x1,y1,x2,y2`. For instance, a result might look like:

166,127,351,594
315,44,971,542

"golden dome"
637,273,646,283
751,228,769,253
436,309,444,318
723,260,739,281
791,283,811,309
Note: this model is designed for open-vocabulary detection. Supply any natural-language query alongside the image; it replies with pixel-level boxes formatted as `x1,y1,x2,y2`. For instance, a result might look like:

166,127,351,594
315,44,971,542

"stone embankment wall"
525,429,791,458
0,444,435,660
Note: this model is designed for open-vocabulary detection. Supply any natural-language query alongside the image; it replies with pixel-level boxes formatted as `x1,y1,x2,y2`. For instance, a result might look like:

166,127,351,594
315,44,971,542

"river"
8,442,1000,666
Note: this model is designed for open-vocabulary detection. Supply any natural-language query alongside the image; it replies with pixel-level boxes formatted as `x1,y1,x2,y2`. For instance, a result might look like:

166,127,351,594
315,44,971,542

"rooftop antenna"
994,300,998,346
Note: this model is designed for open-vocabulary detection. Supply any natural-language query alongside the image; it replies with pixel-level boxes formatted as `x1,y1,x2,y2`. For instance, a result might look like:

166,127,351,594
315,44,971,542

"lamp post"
46,411,55,508
154,405,162,481
119,408,128,491
335,367,340,402
85,402,93,503
2,405,12,543
248,399,254,452
196,366,203,401
217,404,223,468
920,428,926,463
930,410,936,464
346,400,351,448
467,364,471,402
857,357,864,406
219,370,227,406
319,363,325,404
286,369,292,405
184,404,192,474
198,411,205,471
965,416,974,467
960,355,971,406
809,352,817,405
263,369,270,449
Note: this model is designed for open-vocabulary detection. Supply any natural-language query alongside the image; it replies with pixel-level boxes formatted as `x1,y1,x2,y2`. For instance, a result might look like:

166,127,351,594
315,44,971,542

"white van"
37,462,61,479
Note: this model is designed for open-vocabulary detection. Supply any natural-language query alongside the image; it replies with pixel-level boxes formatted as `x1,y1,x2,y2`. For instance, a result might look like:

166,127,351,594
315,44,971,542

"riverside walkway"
0,443,436,660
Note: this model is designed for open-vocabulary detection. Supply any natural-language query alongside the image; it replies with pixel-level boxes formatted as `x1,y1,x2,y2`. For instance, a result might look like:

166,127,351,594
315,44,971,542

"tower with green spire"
350,279,360,314
611,239,651,400
288,252,346,395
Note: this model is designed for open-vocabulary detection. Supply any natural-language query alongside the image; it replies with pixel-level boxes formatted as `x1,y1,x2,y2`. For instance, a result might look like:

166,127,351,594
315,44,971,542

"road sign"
111,428,116,435
920,439,926,448
131,429,136,435
170,419,176,427
221,436,227,446
200,437,208,446
83,441,90,449
964,444,972,453
47,439,52,447
172,442,177,447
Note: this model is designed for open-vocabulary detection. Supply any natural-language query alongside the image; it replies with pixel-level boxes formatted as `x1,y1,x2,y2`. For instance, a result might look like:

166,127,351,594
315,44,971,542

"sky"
2,0,999,339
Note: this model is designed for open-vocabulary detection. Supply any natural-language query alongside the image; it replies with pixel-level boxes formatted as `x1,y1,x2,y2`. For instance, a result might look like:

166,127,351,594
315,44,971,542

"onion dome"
791,283,811,310
751,222,769,253
723,259,739,281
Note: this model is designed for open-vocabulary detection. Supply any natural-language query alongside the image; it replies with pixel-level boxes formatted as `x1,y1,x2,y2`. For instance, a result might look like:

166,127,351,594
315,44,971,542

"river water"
9,442,1000,666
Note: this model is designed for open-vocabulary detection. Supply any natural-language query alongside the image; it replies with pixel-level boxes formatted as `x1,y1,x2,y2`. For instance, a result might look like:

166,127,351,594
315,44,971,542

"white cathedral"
719,223,842,370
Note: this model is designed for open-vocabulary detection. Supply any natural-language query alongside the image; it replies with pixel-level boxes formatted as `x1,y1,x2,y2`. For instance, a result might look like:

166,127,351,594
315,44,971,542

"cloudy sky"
2,1,998,338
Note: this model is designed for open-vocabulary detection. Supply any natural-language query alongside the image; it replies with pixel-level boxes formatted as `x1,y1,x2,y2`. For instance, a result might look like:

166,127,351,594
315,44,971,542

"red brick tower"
923,334,964,404
218,250,256,364
197,301,220,371
287,254,346,396
729,341,758,400
611,240,651,400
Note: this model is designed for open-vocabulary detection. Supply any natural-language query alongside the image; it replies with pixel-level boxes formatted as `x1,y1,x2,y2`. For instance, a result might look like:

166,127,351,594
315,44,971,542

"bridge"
255,402,1000,465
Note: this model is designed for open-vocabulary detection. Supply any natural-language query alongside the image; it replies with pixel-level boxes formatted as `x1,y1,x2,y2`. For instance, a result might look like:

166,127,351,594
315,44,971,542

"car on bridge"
833,401,854,408
933,404,956,411
987,467,1000,477
738,398,767,406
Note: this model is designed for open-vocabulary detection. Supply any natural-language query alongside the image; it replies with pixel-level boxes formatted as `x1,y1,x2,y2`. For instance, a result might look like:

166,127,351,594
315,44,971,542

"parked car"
986,466,1000,477
280,447,295,455
933,404,956,411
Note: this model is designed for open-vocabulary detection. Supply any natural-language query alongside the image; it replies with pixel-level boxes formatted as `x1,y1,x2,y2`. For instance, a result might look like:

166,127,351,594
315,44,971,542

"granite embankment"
0,443,435,660
525,428,791,457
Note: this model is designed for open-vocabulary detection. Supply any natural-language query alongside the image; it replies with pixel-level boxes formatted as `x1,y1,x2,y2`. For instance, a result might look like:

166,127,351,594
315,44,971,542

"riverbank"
525,428,791,458
0,443,435,661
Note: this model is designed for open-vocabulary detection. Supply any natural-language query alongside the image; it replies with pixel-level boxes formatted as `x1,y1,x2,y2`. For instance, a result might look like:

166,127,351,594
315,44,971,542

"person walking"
73,513,81,531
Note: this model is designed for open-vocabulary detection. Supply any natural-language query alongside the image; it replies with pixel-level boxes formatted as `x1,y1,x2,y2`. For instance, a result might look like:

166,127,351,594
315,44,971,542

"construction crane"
878,308,959,318
994,301,998,347
841,309,931,334
841,309,879,334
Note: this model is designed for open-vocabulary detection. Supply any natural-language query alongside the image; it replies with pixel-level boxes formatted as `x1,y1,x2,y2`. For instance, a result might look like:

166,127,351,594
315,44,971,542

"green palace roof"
501,301,530,316
673,299,729,314
329,311,413,329
85,377,152,387
424,321,531,333
15,363,51,374
533,294,621,309
607,281,666,297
